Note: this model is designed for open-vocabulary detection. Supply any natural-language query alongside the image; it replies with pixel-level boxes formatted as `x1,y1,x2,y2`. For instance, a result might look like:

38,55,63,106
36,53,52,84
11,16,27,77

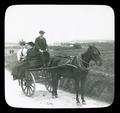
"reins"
53,55,91,72
54,55,89,65
76,56,89,65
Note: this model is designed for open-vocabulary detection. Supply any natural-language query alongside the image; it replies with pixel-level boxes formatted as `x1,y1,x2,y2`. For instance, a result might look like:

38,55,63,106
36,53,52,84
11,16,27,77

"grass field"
49,42,114,75
5,41,114,103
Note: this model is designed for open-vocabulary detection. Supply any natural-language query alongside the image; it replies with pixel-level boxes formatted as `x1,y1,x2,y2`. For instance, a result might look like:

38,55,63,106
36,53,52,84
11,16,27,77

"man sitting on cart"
35,30,50,67
12,41,42,80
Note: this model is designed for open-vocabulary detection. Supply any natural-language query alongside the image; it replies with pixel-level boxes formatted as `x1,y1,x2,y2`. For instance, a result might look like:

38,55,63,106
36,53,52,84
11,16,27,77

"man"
17,41,27,63
35,30,50,66
12,41,41,80
26,42,42,67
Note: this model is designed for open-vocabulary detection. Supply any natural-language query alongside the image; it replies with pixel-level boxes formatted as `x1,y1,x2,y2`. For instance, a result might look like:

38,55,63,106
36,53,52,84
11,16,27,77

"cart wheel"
44,72,53,93
21,72,36,97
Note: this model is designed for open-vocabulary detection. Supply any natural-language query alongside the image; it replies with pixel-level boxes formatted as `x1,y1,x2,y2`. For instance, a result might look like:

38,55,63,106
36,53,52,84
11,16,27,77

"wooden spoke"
29,86,33,92
21,72,36,97
26,88,29,95
44,72,53,93
23,86,27,92
46,84,52,92
28,87,31,95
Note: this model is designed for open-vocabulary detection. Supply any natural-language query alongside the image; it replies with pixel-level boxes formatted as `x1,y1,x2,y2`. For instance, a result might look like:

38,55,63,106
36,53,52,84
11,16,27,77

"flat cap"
39,30,45,34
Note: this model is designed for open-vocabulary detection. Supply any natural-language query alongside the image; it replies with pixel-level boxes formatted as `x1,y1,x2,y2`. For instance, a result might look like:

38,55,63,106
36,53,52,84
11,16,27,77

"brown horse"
50,44,102,104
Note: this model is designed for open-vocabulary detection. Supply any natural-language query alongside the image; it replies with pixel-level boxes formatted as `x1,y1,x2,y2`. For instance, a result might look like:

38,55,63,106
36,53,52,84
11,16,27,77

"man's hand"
39,49,49,52
21,56,26,60
18,58,25,63
39,49,44,52
18,56,26,63
46,48,49,52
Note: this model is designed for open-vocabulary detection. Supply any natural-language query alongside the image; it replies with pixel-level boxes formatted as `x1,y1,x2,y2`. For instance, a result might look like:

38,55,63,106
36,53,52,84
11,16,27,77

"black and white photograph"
5,5,114,108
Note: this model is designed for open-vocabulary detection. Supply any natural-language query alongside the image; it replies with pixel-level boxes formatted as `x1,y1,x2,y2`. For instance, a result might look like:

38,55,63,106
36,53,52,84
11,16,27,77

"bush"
73,43,82,49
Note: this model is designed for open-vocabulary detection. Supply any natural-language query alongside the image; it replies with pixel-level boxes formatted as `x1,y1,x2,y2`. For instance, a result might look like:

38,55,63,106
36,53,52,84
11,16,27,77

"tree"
73,43,82,49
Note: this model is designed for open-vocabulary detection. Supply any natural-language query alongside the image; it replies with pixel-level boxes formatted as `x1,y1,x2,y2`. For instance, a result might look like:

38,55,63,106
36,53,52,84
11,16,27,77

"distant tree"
73,43,82,49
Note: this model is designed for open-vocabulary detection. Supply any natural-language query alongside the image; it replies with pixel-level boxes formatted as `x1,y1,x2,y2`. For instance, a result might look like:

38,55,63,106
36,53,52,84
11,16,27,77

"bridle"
77,56,90,65
70,55,97,69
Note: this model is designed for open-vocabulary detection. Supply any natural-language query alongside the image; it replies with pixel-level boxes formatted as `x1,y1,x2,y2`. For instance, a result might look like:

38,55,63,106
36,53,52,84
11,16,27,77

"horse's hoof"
55,95,58,98
76,100,80,104
82,101,86,105
76,102,81,106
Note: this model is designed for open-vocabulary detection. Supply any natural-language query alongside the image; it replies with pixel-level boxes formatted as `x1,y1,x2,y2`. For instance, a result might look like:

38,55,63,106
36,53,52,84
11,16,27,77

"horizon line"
5,39,114,44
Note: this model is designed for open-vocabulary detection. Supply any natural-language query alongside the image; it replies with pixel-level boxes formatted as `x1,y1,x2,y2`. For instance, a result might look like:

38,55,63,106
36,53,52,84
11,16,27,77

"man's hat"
27,41,35,47
39,30,45,34
19,40,26,46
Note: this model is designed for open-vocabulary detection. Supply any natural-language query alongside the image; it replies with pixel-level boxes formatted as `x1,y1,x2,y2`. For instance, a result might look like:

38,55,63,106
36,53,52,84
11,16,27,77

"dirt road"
5,69,109,108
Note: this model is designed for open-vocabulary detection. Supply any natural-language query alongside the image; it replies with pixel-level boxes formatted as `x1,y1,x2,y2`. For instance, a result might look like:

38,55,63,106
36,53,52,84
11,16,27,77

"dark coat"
35,37,48,50
11,47,42,80
26,47,42,67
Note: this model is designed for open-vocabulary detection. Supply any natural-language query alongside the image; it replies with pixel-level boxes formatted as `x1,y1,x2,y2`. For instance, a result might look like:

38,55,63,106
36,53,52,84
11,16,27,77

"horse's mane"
49,45,100,69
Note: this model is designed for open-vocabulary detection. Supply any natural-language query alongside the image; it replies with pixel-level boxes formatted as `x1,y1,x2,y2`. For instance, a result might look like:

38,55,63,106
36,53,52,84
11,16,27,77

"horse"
50,44,102,104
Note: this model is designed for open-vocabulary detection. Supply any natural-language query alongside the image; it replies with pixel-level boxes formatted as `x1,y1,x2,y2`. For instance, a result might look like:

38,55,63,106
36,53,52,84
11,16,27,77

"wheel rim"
21,72,36,97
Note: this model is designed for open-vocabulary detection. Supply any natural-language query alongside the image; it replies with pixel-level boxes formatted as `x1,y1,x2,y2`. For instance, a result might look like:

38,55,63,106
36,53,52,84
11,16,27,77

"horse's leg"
81,78,86,104
54,75,59,98
75,79,80,103
52,73,59,98
51,74,55,97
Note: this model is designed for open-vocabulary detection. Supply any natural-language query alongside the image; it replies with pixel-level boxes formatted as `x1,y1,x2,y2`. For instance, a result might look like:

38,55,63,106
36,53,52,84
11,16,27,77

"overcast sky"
5,5,114,44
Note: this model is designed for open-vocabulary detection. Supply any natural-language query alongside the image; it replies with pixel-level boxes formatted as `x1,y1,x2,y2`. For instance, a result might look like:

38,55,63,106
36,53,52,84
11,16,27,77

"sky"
5,5,114,44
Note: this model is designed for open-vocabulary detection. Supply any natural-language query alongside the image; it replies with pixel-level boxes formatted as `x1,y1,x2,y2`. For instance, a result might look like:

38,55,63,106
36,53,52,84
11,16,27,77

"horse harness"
65,56,89,72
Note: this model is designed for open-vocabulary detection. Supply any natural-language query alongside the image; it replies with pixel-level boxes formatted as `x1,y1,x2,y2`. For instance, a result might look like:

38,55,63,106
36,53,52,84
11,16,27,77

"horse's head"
87,44,102,66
